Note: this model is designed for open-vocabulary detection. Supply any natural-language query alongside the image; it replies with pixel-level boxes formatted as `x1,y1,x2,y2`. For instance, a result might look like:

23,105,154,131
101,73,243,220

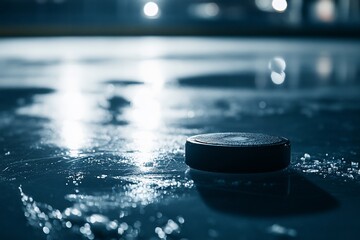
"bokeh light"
190,3,220,19
143,2,160,18
272,0,288,12
255,0,273,12
314,0,335,22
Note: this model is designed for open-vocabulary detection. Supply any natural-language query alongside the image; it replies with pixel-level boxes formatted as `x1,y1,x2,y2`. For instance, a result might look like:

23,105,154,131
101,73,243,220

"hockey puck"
185,132,290,173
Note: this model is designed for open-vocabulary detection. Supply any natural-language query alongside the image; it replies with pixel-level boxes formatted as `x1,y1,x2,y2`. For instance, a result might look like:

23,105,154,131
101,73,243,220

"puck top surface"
185,132,291,173
190,132,286,147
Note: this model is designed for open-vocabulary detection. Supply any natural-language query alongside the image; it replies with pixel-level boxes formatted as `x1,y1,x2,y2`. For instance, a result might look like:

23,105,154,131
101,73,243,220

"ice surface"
0,38,360,239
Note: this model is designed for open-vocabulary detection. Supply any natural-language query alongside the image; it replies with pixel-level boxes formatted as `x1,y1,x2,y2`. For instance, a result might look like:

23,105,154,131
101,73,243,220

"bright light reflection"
272,0,287,12
134,60,164,130
143,2,160,18
127,89,162,171
56,63,89,157
127,60,166,171
138,60,166,91
131,93,162,130
61,120,86,157
131,131,158,172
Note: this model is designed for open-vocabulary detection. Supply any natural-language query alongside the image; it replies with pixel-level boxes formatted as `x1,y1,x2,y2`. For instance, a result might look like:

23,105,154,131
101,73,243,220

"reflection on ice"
61,121,86,157
138,59,166,90
125,62,166,170
129,88,162,130
130,131,158,171
56,62,88,156
126,87,163,170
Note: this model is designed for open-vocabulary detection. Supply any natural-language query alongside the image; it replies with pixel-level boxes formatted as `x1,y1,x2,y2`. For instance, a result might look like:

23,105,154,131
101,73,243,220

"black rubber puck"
185,132,290,173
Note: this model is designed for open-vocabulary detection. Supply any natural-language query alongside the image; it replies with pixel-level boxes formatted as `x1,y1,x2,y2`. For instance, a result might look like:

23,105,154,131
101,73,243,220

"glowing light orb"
143,2,159,18
272,0,287,12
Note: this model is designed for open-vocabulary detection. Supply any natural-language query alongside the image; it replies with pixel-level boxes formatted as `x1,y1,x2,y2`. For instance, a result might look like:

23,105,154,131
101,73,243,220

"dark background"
0,0,359,36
